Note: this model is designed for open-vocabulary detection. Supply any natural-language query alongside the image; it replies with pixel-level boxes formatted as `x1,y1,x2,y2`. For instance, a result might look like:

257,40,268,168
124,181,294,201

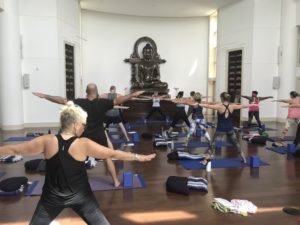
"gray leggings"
210,130,241,154
30,194,110,225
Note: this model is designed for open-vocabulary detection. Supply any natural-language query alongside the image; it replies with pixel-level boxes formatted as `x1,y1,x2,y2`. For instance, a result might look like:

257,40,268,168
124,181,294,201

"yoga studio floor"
0,121,299,225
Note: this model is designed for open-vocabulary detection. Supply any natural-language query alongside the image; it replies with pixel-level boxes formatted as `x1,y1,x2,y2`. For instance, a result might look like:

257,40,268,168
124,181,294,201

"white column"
0,0,24,130
277,0,297,120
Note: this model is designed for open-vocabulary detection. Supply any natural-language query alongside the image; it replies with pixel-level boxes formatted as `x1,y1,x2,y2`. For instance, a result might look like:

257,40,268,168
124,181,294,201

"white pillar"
0,0,24,130
277,0,297,120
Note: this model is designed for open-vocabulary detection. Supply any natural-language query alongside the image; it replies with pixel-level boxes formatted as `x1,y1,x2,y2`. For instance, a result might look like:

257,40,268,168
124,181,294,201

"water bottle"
206,159,211,172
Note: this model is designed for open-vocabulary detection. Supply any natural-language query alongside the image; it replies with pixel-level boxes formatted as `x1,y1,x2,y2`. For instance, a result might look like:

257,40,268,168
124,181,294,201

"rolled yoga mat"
178,157,269,170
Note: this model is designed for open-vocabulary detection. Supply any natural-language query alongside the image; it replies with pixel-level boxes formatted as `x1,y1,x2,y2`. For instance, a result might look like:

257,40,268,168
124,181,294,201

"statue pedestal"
130,87,169,96
122,99,176,122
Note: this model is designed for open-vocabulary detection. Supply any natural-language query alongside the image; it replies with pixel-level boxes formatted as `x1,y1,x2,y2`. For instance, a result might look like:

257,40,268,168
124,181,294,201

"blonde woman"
0,102,155,225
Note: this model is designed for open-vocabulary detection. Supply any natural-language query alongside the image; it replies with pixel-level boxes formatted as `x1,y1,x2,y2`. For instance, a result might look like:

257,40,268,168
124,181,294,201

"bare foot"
200,155,211,165
240,152,246,163
114,180,121,188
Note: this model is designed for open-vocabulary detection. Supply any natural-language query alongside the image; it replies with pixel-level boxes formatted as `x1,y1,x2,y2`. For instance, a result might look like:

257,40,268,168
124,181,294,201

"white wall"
0,0,4,11
297,0,300,26
217,0,255,119
81,11,209,97
20,0,80,126
57,0,81,98
251,0,281,119
217,0,281,121
295,1,300,82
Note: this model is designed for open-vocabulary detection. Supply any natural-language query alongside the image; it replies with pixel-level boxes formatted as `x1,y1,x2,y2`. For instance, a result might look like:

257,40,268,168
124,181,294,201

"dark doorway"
227,49,242,126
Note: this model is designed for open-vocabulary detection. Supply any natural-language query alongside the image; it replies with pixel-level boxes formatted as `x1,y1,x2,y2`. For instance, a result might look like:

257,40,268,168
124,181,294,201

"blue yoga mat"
266,146,300,155
174,142,210,149
111,139,128,144
179,157,269,170
0,171,5,177
239,127,276,132
25,174,146,196
215,141,233,147
266,147,287,154
4,137,35,142
108,131,123,135
145,119,168,124
267,136,295,142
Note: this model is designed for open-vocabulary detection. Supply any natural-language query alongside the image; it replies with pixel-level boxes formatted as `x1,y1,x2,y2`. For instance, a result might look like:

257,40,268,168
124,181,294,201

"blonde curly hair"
60,101,87,131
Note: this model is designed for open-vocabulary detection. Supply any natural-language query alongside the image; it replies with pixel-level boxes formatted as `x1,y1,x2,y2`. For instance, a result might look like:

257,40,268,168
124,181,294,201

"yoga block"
125,123,131,130
250,155,260,168
195,128,202,138
287,144,296,153
132,132,139,143
141,116,146,123
123,171,133,188
215,141,222,149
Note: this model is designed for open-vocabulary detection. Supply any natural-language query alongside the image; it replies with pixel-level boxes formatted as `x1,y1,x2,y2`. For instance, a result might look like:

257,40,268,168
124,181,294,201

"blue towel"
174,142,210,149
0,171,5,177
4,137,35,142
179,157,269,170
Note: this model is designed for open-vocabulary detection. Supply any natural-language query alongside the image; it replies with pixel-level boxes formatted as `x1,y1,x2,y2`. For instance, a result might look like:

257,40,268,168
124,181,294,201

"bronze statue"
124,37,169,95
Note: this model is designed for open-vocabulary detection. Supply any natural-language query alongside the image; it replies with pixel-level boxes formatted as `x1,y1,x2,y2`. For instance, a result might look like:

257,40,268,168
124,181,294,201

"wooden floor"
0,121,299,225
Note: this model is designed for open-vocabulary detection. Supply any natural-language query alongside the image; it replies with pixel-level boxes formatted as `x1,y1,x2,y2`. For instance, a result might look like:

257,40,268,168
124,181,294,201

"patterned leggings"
210,130,241,155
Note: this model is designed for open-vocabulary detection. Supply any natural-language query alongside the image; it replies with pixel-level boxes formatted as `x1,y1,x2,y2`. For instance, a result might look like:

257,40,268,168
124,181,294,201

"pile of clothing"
0,155,23,163
242,131,268,145
212,198,257,216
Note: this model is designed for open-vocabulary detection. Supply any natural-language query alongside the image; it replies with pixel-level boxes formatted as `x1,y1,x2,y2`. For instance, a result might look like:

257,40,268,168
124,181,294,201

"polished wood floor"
0,121,299,225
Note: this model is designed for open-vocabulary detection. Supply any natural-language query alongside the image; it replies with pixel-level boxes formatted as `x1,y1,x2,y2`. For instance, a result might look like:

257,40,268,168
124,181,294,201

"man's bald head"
86,83,99,97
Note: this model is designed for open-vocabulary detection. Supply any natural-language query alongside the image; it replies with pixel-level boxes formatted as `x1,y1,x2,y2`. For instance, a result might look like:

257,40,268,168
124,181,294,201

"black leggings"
294,123,300,147
146,107,166,120
171,109,190,128
30,194,110,225
248,111,262,128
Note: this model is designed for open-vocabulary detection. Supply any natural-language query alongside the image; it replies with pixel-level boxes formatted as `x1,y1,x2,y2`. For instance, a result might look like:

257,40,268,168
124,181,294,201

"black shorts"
104,116,122,126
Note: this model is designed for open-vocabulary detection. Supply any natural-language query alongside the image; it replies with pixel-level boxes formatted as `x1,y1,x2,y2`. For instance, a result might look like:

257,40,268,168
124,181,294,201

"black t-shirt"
73,98,113,146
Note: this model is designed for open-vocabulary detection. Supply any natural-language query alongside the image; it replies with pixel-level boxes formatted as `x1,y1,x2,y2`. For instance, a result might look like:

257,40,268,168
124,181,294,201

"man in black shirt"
33,83,144,187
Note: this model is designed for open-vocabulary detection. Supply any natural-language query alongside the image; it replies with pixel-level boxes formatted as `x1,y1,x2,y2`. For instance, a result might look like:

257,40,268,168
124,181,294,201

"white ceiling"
80,0,241,17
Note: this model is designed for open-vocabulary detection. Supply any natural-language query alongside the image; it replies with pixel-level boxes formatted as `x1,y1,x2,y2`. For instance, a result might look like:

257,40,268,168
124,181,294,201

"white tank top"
152,98,160,107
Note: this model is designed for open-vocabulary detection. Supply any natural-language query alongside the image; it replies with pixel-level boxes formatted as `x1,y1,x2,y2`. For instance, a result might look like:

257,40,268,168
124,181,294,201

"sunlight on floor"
121,210,198,223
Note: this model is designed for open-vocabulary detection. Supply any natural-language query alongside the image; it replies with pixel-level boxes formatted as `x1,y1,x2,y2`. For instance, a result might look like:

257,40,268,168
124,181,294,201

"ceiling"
80,0,241,17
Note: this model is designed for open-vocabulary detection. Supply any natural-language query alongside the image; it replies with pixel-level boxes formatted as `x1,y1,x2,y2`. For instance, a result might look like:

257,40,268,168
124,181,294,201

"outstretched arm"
82,138,156,161
273,99,292,104
114,90,145,105
289,103,300,108
170,98,195,106
232,104,249,110
198,103,221,110
33,92,67,105
0,136,46,156
259,96,273,101
98,93,108,99
241,95,251,101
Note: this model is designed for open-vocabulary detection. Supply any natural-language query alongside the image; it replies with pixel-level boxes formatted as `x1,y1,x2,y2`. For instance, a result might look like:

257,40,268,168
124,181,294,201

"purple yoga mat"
25,174,145,196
